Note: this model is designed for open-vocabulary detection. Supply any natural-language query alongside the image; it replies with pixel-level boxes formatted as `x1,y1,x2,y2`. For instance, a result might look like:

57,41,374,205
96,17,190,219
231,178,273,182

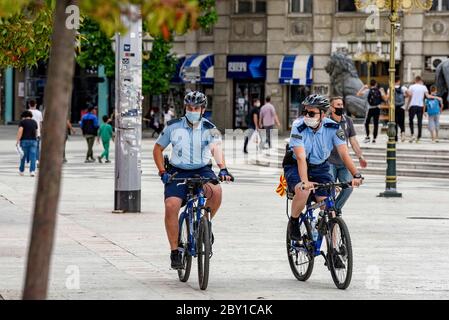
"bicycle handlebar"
299,177,364,191
167,172,220,185
313,177,364,190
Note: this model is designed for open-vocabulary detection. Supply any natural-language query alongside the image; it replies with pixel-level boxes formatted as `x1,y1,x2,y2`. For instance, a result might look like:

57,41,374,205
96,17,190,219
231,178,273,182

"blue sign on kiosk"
227,56,266,79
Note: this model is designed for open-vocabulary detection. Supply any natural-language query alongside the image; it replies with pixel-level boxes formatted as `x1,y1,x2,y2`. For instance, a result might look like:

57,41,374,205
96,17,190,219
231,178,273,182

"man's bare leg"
204,183,222,219
164,197,183,250
291,184,310,218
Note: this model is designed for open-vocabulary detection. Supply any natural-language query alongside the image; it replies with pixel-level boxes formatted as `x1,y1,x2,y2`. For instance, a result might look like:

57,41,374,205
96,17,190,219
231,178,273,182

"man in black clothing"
16,111,38,176
243,98,261,154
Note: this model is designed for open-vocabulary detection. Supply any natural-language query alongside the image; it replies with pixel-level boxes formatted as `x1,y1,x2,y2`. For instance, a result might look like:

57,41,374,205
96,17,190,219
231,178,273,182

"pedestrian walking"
28,99,43,165
16,110,38,176
386,78,408,142
328,97,368,215
258,96,280,149
63,120,75,163
79,105,99,163
97,115,114,163
163,105,175,126
357,79,386,144
243,98,261,154
424,85,444,143
407,76,438,143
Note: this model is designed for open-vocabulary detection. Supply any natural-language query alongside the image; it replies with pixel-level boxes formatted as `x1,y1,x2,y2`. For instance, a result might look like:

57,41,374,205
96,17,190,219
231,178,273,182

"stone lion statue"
325,52,367,117
436,59,449,104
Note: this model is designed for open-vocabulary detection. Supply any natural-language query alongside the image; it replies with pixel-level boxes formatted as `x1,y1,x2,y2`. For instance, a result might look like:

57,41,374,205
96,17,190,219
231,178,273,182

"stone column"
402,13,424,85
266,0,286,133
213,1,231,130
312,0,333,97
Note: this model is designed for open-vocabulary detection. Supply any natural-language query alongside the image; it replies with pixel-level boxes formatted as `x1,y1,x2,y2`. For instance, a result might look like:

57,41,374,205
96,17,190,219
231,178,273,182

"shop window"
235,0,266,14
431,0,449,11
234,81,264,128
290,0,312,13
337,0,357,12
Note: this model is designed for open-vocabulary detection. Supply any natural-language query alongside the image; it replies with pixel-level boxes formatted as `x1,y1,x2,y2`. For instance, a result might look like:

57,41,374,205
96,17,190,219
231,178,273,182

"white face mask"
304,117,320,128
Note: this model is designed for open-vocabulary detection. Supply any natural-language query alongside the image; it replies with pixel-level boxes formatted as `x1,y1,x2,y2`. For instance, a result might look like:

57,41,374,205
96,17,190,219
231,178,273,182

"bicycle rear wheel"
286,217,314,281
197,214,211,290
327,217,353,290
177,215,192,282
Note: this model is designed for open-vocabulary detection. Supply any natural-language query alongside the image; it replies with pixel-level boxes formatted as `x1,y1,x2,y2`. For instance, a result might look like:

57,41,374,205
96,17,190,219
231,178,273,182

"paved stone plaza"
0,126,448,300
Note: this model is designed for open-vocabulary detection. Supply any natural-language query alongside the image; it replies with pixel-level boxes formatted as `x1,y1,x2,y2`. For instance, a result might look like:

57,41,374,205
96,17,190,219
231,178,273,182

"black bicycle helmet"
302,94,330,112
184,91,207,108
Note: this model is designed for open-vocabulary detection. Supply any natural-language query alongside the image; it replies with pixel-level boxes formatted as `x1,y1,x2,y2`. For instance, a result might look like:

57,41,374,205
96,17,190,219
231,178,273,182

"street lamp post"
354,29,383,86
355,0,433,198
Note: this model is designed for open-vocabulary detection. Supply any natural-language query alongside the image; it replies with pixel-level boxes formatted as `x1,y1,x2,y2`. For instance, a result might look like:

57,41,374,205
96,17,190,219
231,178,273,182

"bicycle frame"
293,188,338,257
178,184,208,257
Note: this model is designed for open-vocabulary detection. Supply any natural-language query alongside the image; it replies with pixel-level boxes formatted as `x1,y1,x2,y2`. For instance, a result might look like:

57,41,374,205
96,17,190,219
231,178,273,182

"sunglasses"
302,110,320,117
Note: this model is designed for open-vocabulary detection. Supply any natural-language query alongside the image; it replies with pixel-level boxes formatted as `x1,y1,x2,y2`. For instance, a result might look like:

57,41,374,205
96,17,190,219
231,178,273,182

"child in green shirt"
97,115,114,163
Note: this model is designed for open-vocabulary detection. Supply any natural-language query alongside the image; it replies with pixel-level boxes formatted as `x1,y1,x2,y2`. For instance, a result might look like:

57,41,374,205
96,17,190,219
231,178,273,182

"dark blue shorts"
283,162,334,197
164,165,218,202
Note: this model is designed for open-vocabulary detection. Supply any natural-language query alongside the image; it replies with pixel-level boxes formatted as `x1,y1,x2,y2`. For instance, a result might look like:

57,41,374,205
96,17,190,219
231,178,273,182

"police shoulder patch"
336,128,346,141
166,118,182,126
209,128,222,140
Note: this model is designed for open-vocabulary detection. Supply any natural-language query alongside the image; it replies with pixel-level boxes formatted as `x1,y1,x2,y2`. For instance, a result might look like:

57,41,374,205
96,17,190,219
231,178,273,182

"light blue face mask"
185,111,201,124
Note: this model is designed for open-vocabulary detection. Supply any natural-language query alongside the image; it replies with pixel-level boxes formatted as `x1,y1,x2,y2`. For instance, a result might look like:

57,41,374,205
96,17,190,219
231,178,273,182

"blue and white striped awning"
279,55,313,85
180,54,214,84
171,55,186,84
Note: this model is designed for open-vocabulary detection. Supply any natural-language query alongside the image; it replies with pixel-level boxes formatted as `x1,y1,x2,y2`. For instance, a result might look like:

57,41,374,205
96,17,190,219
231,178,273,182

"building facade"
2,0,448,130
170,0,449,132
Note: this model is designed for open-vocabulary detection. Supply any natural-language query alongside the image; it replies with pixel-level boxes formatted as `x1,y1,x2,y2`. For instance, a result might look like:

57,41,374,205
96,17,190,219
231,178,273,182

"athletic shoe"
409,136,416,143
372,139,376,144
30,172,35,177
363,136,370,143
170,250,183,270
19,171,24,176
288,218,301,241
105,160,111,163
98,156,103,163
401,132,406,142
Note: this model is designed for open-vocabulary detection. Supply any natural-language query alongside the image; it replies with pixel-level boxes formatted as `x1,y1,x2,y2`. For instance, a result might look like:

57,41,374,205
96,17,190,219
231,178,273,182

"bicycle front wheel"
327,217,353,290
286,218,314,281
177,215,192,282
197,214,211,290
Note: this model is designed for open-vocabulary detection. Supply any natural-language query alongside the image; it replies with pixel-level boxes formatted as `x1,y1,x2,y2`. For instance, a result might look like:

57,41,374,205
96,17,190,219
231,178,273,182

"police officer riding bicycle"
153,91,234,270
283,94,363,241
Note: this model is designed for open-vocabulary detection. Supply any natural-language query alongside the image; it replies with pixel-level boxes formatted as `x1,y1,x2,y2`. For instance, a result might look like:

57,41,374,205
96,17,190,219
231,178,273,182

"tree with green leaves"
142,36,178,97
1,0,209,300
0,0,53,68
75,16,115,77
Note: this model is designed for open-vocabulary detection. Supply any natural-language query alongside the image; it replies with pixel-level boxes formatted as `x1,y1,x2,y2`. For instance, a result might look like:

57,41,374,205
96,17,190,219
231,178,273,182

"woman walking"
16,110,38,176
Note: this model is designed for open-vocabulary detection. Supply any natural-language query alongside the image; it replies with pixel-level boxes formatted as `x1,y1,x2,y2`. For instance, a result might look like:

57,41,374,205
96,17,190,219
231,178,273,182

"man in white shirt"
258,96,280,149
407,76,437,143
28,100,43,164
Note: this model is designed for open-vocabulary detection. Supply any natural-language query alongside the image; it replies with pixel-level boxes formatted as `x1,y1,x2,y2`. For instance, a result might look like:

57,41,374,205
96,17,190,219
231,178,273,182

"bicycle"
286,181,354,290
168,173,223,290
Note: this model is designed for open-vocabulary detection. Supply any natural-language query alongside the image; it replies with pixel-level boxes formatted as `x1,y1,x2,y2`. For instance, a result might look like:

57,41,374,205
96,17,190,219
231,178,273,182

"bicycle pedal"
320,251,330,268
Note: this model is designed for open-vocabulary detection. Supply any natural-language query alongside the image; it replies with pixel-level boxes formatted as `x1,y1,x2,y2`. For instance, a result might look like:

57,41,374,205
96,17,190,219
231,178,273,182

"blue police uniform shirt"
156,117,222,170
289,117,346,165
